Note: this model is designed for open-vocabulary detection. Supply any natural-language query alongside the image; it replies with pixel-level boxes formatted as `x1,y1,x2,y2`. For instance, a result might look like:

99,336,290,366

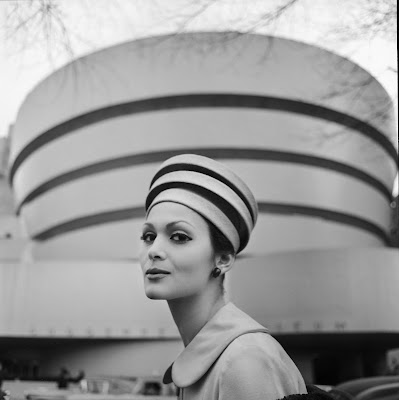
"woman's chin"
145,288,167,300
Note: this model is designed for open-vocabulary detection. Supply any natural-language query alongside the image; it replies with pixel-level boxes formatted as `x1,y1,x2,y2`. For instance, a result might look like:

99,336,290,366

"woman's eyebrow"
166,220,194,229
143,221,194,229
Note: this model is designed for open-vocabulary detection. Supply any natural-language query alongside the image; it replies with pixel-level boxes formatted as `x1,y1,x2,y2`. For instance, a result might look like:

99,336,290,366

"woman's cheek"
138,247,148,270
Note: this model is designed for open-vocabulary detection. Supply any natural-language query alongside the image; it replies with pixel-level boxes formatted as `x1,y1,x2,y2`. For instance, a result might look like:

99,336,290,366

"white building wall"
8,34,397,260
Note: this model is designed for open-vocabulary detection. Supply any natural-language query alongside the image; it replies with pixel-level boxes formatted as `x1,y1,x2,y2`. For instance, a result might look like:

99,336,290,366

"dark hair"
205,219,235,256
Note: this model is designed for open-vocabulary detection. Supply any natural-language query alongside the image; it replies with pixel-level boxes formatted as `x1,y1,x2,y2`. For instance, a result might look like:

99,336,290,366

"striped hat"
145,154,258,254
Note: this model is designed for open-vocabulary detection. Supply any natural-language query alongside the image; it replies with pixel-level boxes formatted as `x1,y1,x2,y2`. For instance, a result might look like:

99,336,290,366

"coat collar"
163,302,268,387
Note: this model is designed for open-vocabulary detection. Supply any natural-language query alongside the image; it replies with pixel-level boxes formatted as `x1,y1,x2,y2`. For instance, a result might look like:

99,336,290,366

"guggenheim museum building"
0,32,398,384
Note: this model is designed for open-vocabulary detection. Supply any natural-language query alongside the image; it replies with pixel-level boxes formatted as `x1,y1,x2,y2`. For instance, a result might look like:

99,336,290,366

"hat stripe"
150,162,256,224
149,170,253,234
146,188,241,252
146,181,250,252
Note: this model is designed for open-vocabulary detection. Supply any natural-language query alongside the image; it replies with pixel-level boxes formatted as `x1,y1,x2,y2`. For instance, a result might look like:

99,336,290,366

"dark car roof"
335,376,399,396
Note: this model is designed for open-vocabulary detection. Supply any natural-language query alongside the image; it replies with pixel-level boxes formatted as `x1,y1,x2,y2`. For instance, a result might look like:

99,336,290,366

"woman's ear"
215,252,235,275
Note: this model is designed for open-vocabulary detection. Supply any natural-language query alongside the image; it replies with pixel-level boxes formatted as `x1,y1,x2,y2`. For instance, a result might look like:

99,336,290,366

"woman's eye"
170,233,192,243
140,232,156,243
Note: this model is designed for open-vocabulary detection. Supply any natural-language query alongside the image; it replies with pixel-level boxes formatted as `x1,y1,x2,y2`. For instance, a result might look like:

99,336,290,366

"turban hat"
145,154,258,254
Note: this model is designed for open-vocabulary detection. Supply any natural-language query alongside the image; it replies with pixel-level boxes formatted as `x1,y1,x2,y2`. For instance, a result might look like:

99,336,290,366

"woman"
139,154,307,400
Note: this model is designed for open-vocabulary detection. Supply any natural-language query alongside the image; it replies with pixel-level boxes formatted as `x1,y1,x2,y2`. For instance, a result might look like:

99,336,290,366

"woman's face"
139,202,216,300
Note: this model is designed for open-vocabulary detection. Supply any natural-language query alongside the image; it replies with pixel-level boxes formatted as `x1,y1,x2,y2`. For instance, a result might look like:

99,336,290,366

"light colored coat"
163,302,307,400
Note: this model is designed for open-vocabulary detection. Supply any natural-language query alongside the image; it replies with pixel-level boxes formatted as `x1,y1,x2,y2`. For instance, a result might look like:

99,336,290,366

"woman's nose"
148,237,167,260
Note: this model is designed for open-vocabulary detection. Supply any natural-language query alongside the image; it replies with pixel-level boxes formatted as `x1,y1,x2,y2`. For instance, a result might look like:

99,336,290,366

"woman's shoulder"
215,332,307,398
219,331,288,373
218,331,306,389
224,331,292,364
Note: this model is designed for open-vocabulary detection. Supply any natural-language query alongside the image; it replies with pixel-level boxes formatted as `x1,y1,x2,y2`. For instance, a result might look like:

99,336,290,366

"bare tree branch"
2,0,75,61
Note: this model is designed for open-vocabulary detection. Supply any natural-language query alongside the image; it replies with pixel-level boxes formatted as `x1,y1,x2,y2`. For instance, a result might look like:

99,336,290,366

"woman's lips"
146,273,169,280
146,267,170,280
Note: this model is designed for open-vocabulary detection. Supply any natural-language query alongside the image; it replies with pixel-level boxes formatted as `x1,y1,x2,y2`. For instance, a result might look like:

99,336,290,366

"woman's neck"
168,290,227,347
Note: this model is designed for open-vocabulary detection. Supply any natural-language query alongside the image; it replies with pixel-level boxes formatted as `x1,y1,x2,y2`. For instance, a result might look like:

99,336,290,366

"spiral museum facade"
1,32,398,382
